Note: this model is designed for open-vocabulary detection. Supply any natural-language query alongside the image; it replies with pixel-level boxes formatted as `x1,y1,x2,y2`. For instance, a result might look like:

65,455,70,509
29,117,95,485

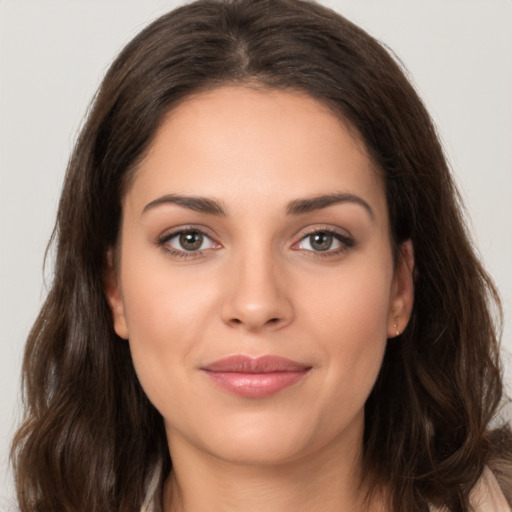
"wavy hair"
11,1,511,510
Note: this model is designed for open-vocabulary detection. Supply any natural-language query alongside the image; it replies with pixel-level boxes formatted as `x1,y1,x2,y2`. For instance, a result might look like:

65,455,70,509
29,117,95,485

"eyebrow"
286,193,374,219
142,192,374,219
142,194,227,216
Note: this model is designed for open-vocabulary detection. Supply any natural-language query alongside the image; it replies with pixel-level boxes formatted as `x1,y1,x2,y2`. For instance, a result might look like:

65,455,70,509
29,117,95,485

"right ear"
103,249,129,340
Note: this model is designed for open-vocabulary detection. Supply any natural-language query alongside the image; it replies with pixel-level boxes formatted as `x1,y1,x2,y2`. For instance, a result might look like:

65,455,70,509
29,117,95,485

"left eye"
295,231,348,252
165,230,216,252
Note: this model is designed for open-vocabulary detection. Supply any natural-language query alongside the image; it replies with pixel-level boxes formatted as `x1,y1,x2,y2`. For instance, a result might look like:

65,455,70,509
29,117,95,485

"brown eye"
179,231,204,251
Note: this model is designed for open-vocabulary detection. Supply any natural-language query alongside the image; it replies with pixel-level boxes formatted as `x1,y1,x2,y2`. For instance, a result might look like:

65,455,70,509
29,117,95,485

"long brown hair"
11,1,511,511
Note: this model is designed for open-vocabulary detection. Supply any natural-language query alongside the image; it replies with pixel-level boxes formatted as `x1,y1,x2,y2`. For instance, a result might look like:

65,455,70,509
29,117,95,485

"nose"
221,249,294,332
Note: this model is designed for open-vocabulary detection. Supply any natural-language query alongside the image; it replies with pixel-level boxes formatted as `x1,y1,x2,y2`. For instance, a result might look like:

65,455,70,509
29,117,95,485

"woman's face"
106,85,414,466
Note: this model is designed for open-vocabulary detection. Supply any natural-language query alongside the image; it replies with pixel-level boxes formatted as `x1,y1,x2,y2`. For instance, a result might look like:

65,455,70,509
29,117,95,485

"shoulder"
468,467,511,511
488,425,512,505
430,468,510,512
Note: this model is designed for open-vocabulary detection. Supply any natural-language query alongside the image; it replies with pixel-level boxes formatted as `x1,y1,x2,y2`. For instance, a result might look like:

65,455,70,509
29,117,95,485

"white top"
141,466,510,512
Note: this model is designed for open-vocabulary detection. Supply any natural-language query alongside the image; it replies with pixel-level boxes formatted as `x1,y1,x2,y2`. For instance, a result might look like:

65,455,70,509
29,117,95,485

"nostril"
228,317,281,327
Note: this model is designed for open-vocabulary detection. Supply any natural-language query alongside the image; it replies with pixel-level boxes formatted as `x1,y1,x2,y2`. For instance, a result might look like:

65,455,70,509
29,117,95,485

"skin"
105,85,414,512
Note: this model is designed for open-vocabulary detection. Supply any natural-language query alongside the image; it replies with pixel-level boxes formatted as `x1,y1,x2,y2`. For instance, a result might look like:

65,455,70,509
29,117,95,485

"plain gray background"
1,0,511,503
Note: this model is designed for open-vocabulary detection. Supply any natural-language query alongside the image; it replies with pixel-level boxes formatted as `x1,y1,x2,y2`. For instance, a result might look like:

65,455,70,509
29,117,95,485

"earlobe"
103,249,129,340
387,240,414,338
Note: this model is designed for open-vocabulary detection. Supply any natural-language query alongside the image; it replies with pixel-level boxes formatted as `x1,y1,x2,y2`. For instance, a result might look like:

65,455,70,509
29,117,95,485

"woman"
10,0,512,510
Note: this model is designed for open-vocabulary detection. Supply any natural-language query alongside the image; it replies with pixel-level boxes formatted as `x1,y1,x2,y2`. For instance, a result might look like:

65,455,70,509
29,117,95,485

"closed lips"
201,355,312,398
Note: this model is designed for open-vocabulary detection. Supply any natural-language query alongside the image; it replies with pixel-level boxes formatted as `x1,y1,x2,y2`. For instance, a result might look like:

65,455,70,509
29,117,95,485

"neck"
162,425,385,512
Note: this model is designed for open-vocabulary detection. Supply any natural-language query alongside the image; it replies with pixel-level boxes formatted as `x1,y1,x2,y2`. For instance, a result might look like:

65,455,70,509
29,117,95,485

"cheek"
299,255,392,391
118,250,221,410
304,255,392,330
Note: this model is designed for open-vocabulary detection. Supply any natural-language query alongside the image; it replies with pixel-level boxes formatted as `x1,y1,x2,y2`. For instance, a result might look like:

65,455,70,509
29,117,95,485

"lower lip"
203,370,310,398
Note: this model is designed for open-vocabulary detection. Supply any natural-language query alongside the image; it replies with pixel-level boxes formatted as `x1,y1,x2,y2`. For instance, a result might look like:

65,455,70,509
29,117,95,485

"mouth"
200,355,312,398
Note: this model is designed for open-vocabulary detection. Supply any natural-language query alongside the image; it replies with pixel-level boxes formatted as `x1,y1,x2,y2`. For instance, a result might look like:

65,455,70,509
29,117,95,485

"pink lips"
201,355,311,398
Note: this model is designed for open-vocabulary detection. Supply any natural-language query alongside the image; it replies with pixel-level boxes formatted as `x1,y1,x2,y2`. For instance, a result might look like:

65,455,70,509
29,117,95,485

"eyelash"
156,226,355,259
294,227,355,258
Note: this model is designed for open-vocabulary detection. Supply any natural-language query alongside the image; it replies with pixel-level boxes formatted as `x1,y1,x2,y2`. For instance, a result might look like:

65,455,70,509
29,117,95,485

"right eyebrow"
141,194,227,217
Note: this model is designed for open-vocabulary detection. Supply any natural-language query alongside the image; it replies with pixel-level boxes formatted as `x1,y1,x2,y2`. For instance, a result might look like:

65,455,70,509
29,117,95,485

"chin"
224,412,349,467
207,431,309,466
168,409,316,466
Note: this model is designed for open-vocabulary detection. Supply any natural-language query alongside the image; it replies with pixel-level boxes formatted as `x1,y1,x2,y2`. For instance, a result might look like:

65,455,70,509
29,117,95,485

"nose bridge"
222,240,293,331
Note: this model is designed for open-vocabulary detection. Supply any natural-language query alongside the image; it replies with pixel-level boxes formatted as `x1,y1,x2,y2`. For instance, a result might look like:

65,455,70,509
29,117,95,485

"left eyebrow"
286,193,374,220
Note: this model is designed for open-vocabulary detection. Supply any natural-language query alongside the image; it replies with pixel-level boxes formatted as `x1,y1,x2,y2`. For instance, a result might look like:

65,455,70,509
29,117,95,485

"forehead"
126,85,386,219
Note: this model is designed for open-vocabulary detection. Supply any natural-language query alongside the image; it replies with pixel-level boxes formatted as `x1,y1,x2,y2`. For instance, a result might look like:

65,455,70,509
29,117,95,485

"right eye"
158,228,219,257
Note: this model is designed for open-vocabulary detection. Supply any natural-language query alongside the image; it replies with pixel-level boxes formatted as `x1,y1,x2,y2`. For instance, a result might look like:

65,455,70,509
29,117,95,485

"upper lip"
201,355,311,373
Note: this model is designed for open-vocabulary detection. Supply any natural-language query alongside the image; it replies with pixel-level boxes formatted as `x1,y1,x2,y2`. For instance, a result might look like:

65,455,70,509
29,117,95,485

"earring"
393,319,400,337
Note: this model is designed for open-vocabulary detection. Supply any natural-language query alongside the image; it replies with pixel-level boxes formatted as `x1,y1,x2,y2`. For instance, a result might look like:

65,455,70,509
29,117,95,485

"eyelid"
157,224,218,242
292,224,353,242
